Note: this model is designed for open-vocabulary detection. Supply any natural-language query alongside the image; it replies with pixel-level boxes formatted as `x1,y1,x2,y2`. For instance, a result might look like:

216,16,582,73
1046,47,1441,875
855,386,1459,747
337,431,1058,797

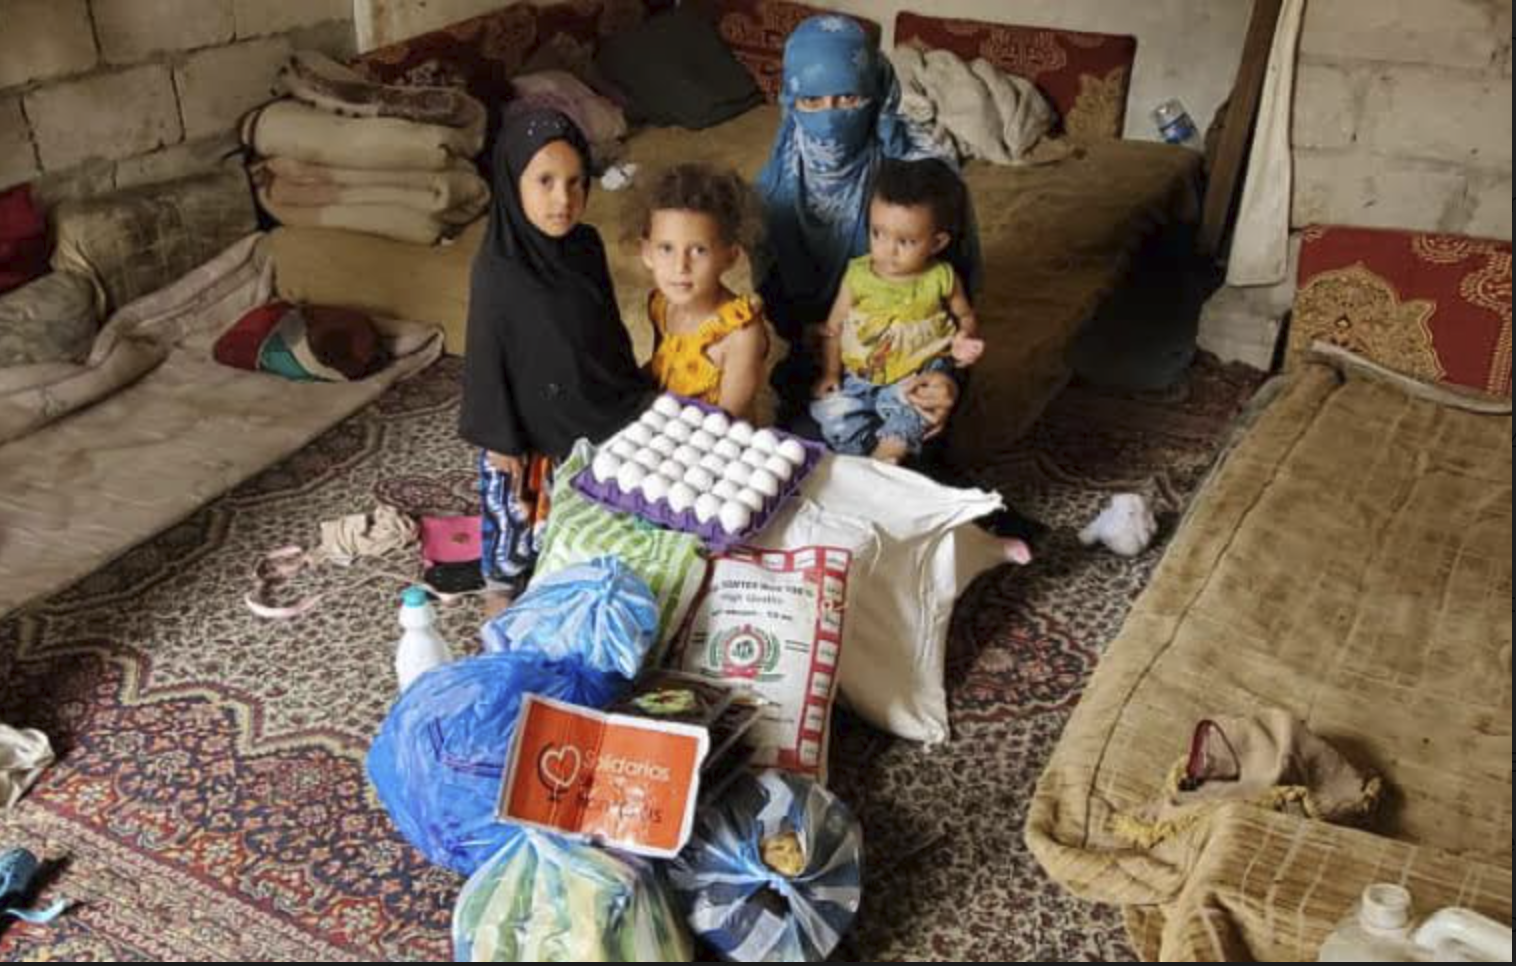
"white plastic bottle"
1320,885,1514,962
396,586,452,692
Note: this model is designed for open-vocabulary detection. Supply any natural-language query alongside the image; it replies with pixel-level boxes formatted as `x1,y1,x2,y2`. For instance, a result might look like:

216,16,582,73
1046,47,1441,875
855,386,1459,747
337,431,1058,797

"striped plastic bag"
453,831,694,962
670,772,864,961
535,441,708,654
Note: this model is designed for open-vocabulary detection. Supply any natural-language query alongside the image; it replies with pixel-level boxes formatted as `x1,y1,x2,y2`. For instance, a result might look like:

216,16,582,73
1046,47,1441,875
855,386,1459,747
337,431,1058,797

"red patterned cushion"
353,0,672,108
894,12,1137,140
712,0,883,103
1,184,49,297
1293,226,1513,399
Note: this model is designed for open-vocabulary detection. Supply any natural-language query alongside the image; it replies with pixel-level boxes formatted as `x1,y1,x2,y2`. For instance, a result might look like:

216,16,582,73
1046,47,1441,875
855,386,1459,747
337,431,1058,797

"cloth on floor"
215,302,391,382
889,45,1066,166
1,725,53,810
276,49,487,131
0,848,70,925
242,100,485,173
1112,709,1385,849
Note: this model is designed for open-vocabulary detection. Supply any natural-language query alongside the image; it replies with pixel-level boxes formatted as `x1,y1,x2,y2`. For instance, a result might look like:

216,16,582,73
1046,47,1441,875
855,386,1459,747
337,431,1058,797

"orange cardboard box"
499,695,710,859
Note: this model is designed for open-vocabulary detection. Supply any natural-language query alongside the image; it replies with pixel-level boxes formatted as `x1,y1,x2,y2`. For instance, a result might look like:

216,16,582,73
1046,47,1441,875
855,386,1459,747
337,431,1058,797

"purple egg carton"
573,395,827,553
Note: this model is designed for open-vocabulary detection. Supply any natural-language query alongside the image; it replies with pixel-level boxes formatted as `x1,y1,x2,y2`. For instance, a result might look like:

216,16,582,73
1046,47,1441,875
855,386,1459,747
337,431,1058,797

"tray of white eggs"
575,394,824,550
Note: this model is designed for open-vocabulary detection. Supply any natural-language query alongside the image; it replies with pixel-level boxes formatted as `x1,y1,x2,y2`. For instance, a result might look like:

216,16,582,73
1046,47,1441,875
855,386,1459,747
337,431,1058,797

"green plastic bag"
536,442,708,654
453,832,694,962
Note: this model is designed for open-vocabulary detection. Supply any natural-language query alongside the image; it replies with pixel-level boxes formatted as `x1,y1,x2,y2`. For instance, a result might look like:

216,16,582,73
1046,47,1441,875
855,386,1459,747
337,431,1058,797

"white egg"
713,479,742,501
680,405,706,427
712,439,742,464
654,395,683,418
720,501,754,534
674,445,703,467
622,423,654,447
703,411,732,435
742,449,769,469
641,474,672,503
700,453,728,475
752,429,781,454
724,461,754,485
690,430,719,452
764,455,795,482
778,439,808,466
650,436,679,457
592,452,624,483
659,459,687,481
737,488,766,513
665,421,693,443
634,449,663,471
729,421,756,446
610,438,638,460
641,410,669,432
695,493,722,524
684,466,717,490
616,462,649,492
668,482,698,513
749,468,781,498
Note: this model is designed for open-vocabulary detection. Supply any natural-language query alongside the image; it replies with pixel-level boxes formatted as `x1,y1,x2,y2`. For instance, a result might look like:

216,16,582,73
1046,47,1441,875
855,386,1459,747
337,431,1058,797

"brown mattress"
266,107,1199,461
1026,356,1514,960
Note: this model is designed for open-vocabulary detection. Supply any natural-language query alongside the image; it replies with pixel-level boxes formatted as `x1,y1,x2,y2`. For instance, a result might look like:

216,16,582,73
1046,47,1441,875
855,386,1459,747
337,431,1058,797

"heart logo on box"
537,745,583,801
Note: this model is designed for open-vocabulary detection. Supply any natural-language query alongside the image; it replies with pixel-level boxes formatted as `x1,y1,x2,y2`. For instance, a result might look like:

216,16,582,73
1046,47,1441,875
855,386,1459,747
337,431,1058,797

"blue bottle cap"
402,586,430,608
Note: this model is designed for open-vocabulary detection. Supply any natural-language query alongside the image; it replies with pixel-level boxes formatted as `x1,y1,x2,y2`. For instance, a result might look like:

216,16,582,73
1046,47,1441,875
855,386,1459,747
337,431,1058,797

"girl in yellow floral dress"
631,163,771,422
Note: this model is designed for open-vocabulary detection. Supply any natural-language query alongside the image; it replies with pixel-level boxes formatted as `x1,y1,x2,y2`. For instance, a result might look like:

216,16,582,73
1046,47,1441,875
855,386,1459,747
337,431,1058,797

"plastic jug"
1319,885,1513,962
395,586,452,692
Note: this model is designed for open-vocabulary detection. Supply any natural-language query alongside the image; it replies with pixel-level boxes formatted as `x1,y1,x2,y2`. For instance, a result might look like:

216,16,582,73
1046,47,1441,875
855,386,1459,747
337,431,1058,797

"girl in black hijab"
461,108,652,602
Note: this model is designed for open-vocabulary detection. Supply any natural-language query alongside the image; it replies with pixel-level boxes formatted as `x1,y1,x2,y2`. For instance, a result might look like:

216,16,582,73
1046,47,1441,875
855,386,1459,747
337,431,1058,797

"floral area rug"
0,355,1263,961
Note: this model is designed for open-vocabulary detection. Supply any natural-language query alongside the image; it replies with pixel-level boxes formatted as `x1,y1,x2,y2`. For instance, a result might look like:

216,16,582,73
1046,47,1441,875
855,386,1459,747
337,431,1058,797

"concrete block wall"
1293,0,1513,240
0,0,356,203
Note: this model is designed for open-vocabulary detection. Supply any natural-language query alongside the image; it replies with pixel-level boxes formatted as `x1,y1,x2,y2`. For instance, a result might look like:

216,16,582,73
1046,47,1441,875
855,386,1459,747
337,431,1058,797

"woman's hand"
813,374,842,399
487,451,528,500
905,372,960,440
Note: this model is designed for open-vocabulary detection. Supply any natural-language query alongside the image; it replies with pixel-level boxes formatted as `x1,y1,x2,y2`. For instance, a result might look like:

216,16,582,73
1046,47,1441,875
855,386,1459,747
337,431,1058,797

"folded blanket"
242,100,485,172
890,46,1066,166
257,187,453,245
277,50,487,132
253,160,489,225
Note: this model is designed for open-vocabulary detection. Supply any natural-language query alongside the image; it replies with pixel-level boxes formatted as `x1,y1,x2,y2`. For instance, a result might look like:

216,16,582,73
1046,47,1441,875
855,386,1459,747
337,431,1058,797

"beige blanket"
257,187,457,245
276,49,487,131
242,99,485,172
890,45,1062,166
0,235,444,619
258,157,488,210
1027,354,1513,959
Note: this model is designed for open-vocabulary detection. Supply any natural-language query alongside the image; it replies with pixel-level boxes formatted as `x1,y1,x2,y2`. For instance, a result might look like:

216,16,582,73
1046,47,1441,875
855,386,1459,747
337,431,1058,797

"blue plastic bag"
483,557,659,680
670,772,864,962
453,832,694,961
368,561,660,875
367,653,623,875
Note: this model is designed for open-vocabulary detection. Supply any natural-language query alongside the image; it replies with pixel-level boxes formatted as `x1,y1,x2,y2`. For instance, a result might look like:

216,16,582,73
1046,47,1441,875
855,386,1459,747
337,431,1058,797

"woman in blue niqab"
756,14,981,418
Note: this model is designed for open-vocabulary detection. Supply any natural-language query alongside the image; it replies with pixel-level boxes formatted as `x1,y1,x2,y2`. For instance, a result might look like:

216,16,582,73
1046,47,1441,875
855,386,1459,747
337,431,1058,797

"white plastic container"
396,586,453,692
1319,885,1513,962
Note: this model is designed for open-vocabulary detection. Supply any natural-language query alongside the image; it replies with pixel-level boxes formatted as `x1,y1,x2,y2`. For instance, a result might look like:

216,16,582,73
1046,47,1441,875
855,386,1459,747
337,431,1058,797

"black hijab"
460,109,651,461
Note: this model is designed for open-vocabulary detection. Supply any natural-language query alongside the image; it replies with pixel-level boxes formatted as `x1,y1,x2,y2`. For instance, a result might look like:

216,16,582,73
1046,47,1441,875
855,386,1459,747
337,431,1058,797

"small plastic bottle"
396,586,452,692
1153,98,1201,148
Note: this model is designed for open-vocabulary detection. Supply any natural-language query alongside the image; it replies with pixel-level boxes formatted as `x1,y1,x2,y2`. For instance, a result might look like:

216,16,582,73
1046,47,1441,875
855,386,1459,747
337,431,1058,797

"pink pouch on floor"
420,515,482,567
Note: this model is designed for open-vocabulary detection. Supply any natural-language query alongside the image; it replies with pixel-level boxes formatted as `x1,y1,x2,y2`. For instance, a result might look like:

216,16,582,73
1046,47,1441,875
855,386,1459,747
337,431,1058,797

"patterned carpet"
0,355,1263,961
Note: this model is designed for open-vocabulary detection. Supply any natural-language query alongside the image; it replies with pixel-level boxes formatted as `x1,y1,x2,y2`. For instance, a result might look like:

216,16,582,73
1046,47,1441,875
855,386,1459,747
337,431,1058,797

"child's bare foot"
1001,538,1034,566
873,437,911,465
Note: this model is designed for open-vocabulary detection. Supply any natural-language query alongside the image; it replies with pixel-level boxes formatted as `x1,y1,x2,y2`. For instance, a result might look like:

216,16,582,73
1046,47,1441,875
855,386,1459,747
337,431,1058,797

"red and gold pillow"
894,12,1137,141
1293,226,1513,399
352,0,672,108
712,0,884,103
